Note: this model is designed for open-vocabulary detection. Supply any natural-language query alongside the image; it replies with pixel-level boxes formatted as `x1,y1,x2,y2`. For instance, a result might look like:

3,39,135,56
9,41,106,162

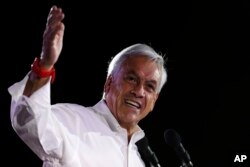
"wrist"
31,57,56,83
39,56,54,70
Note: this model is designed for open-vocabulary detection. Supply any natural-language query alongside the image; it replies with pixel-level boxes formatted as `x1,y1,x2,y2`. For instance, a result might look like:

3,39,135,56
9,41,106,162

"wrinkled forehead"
123,54,160,70
121,55,161,81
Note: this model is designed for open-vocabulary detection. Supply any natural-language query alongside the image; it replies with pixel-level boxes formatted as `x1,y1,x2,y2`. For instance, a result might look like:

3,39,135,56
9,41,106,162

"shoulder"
51,103,98,119
51,103,89,114
50,103,105,131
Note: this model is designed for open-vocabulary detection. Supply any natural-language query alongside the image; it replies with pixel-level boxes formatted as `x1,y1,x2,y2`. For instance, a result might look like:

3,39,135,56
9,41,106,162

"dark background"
1,0,250,167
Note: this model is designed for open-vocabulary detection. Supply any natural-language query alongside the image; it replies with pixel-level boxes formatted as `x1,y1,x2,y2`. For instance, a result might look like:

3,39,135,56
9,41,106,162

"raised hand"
40,5,65,70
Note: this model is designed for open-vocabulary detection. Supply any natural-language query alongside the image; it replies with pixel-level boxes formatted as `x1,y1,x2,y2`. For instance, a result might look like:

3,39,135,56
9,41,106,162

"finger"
43,22,65,44
47,14,64,31
47,7,64,27
45,12,64,39
44,12,64,37
46,6,58,22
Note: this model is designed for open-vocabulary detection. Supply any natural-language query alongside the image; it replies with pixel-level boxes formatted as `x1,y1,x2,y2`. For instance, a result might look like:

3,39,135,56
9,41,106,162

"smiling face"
104,55,160,131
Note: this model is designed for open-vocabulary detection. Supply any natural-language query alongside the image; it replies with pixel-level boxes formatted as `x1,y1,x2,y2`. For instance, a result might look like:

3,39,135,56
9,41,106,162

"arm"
8,6,66,162
24,5,65,97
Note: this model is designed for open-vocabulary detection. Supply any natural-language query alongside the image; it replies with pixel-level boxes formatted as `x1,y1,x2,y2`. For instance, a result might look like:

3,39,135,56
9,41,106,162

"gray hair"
107,43,167,93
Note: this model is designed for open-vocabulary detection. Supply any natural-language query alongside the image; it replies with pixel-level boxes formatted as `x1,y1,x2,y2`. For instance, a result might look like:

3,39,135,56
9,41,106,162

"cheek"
147,96,157,111
112,80,131,94
109,82,124,101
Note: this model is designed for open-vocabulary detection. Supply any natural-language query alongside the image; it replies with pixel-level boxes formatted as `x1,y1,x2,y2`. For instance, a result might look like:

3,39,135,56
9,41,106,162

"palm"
40,6,65,68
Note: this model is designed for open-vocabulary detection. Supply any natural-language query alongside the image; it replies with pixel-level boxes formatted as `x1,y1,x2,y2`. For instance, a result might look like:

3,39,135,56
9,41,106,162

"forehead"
121,55,161,80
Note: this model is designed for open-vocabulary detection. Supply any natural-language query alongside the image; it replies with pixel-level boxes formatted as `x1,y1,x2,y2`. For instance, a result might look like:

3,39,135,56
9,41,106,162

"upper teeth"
126,100,140,108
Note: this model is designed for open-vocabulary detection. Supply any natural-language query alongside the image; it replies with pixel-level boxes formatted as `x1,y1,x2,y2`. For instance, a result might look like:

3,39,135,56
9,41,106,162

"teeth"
125,100,140,108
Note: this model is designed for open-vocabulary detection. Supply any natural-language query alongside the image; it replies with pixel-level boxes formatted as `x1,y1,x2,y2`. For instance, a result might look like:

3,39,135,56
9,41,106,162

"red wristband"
31,57,56,83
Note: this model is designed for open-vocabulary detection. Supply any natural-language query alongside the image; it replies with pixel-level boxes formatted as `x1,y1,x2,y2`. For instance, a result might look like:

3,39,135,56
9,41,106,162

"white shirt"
8,74,145,167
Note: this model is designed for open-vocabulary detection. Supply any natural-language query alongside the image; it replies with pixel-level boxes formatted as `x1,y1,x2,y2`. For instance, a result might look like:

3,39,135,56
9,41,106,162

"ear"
104,75,112,94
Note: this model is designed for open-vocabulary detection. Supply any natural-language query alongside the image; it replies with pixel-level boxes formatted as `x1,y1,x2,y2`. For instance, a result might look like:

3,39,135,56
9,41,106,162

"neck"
120,123,140,142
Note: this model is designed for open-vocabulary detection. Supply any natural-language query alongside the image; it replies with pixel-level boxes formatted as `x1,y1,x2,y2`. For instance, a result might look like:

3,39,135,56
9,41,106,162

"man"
8,5,167,167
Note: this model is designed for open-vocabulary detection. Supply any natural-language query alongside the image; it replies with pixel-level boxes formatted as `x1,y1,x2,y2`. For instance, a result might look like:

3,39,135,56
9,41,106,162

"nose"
130,84,145,98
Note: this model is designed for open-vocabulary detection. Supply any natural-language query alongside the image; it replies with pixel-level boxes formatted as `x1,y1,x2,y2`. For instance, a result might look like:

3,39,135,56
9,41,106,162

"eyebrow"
126,71,158,86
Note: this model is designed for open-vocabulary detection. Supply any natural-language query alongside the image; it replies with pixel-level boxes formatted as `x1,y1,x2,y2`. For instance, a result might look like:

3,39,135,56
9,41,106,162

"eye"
146,83,156,92
126,75,137,83
128,76,136,82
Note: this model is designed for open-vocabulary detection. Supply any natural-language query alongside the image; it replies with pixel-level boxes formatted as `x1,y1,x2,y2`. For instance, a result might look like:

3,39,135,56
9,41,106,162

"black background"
1,0,250,167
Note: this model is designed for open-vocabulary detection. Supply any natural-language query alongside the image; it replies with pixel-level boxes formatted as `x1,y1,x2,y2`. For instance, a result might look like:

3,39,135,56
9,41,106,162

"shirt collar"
92,99,145,142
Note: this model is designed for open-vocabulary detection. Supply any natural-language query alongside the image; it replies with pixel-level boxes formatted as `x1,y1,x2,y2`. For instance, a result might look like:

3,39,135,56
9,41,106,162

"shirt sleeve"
8,73,63,163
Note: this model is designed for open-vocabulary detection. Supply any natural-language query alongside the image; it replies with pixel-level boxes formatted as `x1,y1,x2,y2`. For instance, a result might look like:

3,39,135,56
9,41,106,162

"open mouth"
125,99,141,109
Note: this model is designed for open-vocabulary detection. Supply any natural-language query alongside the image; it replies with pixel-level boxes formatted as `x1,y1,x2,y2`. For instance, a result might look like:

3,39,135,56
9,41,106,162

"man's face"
104,55,160,128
